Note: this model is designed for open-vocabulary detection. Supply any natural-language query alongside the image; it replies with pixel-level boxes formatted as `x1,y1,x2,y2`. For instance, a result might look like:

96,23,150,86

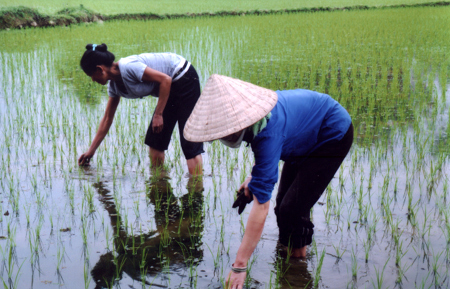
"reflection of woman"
78,43,203,175
183,74,353,289
91,176,204,288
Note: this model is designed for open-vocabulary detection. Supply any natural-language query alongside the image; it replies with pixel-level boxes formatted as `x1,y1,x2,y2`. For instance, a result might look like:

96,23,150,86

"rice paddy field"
0,0,443,15
0,5,449,289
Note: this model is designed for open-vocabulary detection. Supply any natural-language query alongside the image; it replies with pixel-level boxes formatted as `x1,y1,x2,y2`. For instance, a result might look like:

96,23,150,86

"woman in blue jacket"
183,74,353,289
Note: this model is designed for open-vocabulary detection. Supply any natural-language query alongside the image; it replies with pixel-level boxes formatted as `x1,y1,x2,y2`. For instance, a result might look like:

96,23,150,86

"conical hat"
183,74,278,142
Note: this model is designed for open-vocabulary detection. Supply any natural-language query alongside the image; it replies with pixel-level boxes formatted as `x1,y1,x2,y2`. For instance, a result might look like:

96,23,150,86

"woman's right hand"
78,151,95,166
239,176,252,201
77,96,120,167
226,270,247,289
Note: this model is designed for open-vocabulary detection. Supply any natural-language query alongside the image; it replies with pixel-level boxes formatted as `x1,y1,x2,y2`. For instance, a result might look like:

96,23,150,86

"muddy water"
1,26,450,289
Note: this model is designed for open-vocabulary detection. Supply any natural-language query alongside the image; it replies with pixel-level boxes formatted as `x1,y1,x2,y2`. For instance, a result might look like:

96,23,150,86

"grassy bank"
0,5,102,30
1,1,449,30
0,0,444,15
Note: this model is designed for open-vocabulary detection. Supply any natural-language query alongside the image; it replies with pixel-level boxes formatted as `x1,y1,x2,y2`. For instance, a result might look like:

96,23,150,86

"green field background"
0,0,442,15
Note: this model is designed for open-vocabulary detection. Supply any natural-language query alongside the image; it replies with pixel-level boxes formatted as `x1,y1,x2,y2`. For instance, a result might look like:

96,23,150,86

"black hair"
80,43,115,76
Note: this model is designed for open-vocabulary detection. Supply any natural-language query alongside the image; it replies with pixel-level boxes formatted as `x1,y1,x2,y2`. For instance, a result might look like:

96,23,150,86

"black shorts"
144,65,204,160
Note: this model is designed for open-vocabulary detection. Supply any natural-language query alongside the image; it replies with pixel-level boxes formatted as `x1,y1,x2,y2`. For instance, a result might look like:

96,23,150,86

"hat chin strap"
219,128,247,149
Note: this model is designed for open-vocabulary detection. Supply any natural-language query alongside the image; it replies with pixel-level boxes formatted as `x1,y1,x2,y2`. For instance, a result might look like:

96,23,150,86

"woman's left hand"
152,114,164,133
226,270,247,289
239,176,252,201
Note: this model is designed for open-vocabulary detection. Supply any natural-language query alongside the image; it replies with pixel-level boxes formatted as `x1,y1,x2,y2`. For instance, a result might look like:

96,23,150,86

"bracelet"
231,263,247,273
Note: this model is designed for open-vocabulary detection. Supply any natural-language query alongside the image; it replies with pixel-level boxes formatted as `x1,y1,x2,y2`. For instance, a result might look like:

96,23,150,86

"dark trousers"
145,65,204,160
275,123,353,248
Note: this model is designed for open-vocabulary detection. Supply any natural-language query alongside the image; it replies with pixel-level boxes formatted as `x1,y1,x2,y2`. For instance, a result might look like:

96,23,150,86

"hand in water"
78,151,94,166
226,270,247,289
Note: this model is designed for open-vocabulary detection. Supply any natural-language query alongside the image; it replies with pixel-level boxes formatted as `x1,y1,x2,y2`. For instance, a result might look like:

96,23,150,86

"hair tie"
92,44,97,51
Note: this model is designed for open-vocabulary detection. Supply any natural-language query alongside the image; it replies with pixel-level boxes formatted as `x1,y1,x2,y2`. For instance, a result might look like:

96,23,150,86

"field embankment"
1,1,449,30
0,5,102,30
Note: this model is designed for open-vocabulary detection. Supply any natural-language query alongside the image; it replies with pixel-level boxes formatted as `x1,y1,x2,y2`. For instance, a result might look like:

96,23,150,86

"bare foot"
290,246,307,258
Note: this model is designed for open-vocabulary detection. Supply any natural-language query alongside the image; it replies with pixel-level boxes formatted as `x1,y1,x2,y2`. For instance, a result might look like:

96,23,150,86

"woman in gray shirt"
78,43,203,175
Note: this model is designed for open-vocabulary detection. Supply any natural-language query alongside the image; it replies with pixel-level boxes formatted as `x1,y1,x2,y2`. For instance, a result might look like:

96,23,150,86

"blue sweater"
248,89,352,204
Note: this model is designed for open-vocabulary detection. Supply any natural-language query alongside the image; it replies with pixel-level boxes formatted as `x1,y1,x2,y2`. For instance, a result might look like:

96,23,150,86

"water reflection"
91,174,204,288
273,244,313,289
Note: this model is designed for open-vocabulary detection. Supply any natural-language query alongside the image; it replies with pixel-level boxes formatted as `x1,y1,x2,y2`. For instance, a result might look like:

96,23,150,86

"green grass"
0,0,444,15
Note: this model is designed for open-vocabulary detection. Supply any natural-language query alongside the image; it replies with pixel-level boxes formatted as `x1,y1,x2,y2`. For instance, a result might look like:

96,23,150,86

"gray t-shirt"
108,53,187,99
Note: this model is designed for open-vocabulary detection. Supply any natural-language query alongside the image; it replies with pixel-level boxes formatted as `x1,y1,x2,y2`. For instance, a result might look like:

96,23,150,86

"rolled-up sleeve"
248,135,283,204
107,82,119,98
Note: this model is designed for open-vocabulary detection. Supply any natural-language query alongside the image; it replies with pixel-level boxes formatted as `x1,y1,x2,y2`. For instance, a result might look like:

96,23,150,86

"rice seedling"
371,258,389,289
313,248,326,288
351,249,359,281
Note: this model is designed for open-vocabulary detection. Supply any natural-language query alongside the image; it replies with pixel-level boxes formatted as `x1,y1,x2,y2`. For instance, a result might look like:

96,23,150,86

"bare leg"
186,154,203,176
149,147,165,173
291,246,307,258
